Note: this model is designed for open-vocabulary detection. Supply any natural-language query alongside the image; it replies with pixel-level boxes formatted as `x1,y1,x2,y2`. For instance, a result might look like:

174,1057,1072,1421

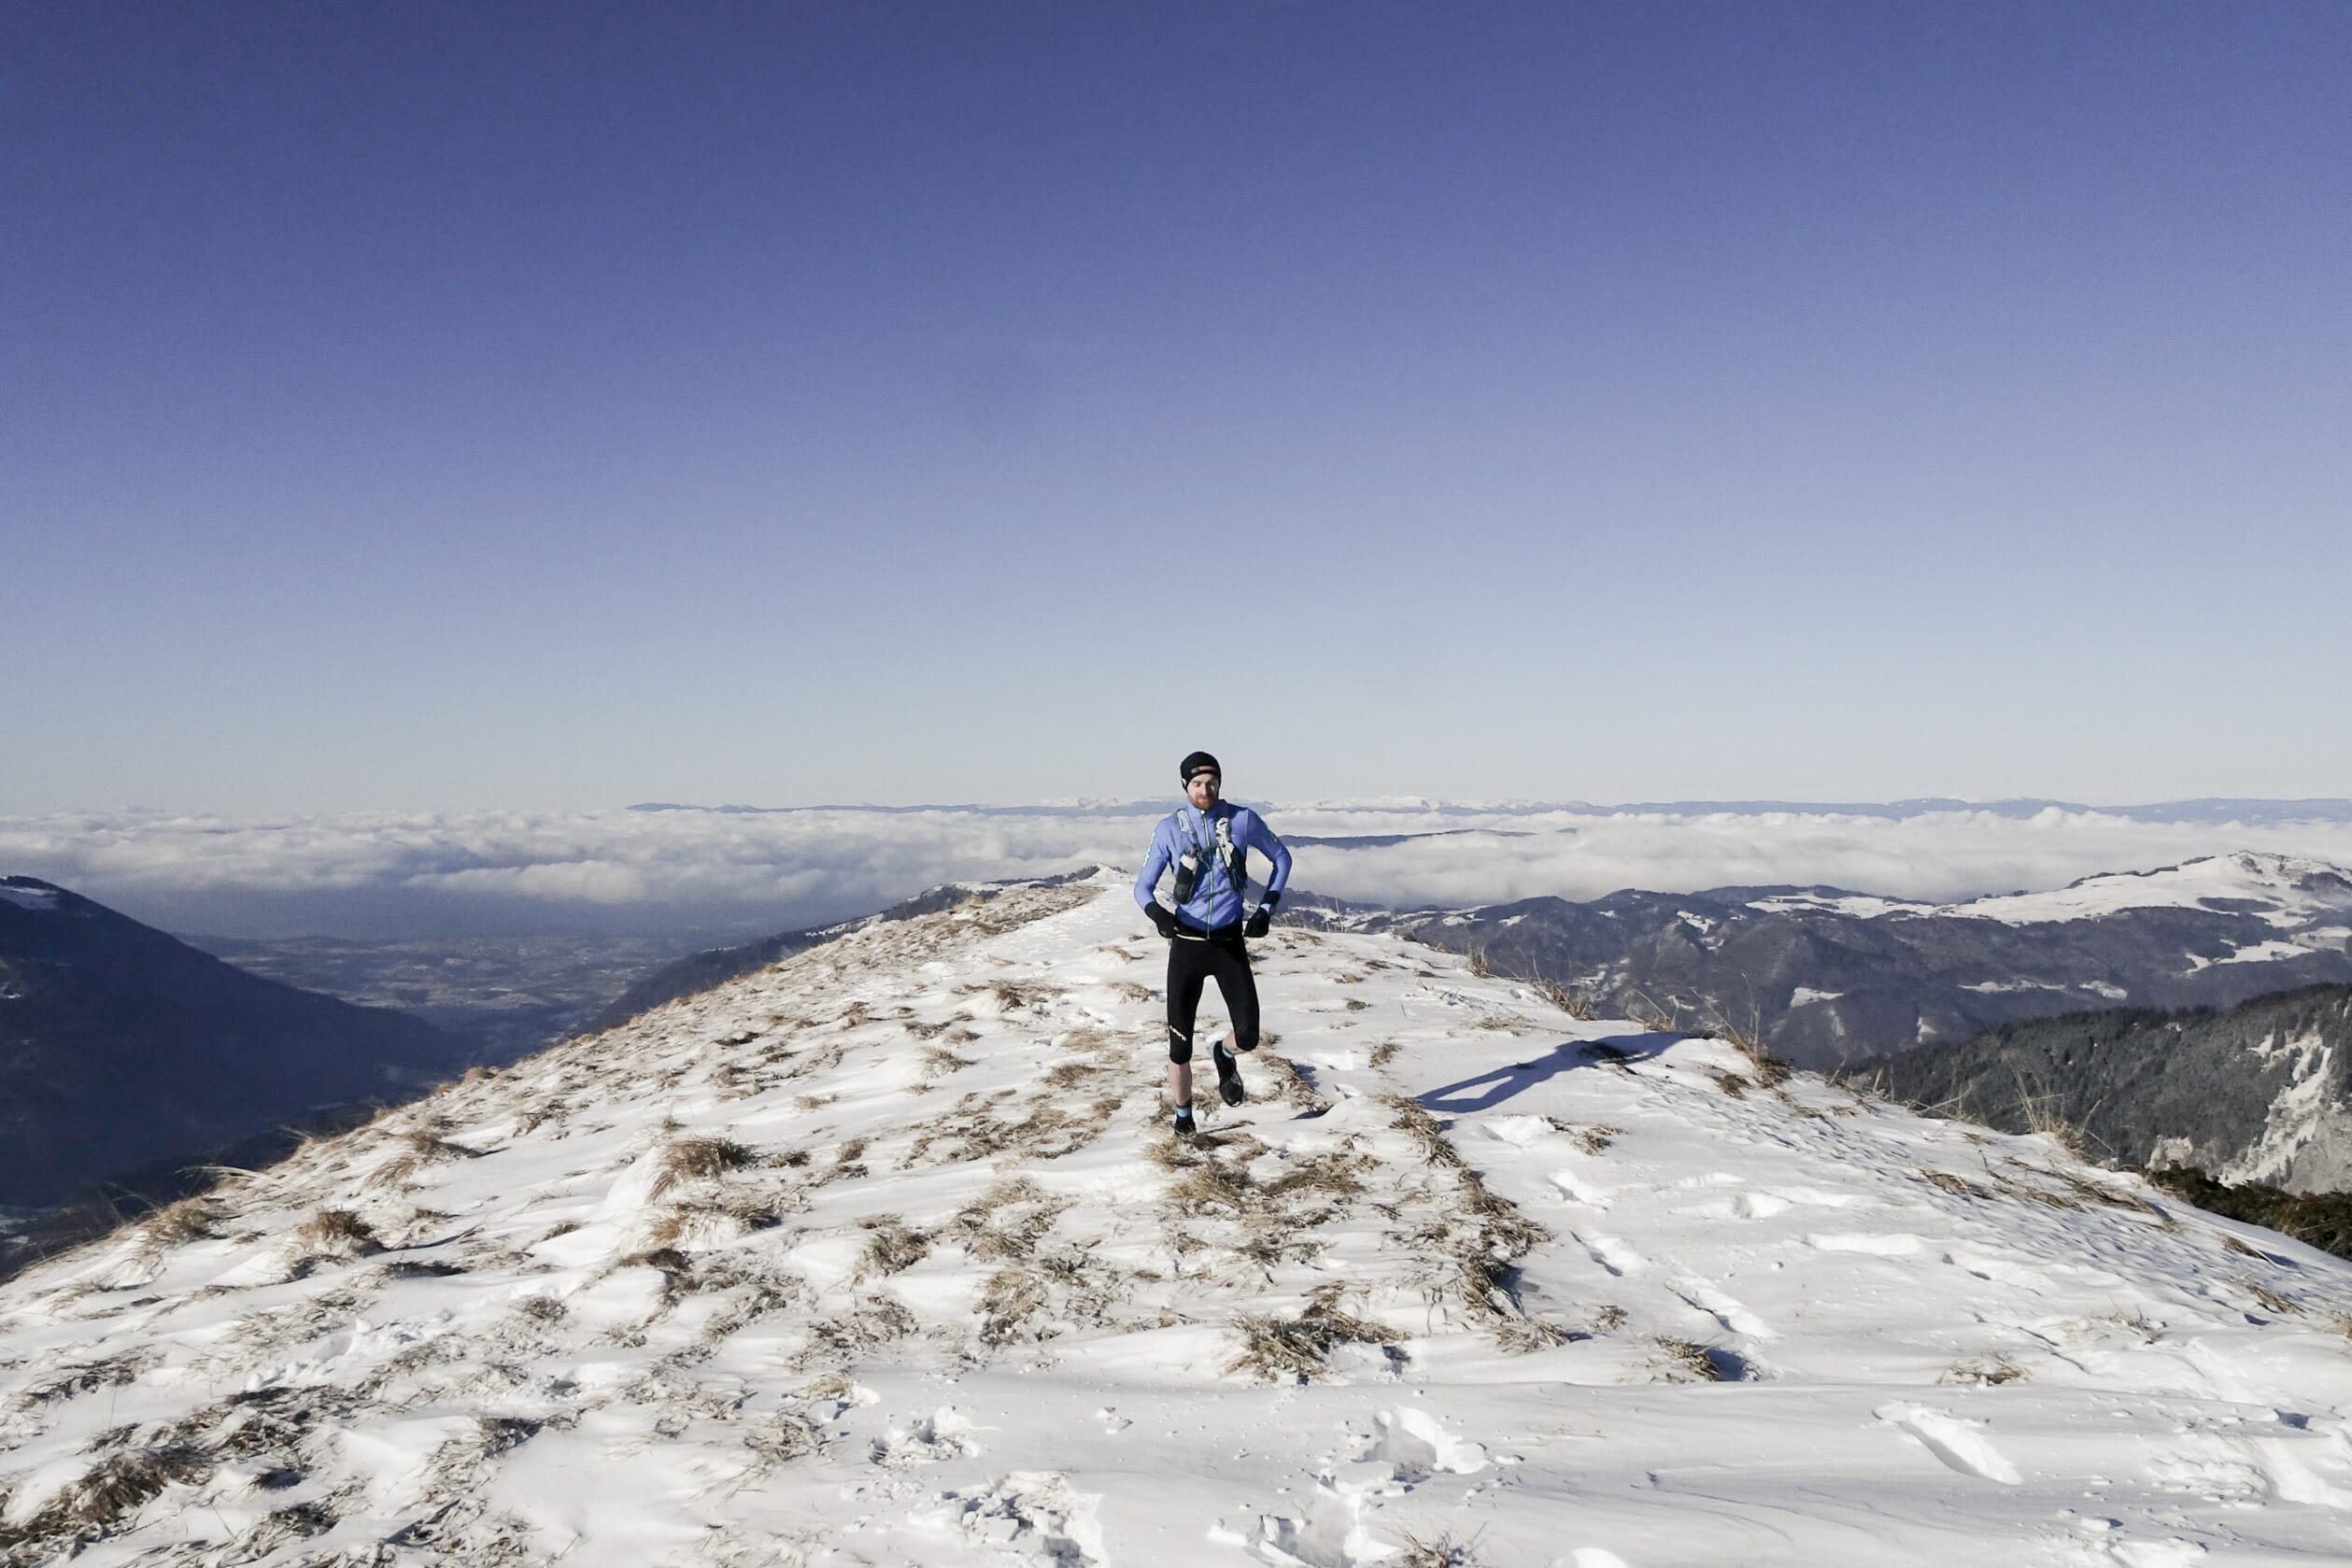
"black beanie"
1179,751,1221,784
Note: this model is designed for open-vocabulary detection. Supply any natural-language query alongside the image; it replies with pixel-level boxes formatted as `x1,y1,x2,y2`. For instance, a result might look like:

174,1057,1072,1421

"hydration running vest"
1170,808,1246,909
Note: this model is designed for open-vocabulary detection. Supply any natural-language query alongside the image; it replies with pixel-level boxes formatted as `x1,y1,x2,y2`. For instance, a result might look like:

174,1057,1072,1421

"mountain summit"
5,870,2351,1564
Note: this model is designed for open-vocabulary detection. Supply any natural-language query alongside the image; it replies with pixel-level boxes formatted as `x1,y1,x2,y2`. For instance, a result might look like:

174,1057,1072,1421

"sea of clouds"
8,800,2352,940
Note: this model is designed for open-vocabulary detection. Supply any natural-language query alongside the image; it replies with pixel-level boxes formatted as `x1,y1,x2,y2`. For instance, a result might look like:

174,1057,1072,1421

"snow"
1936,853,2352,926
1746,892,1937,919
1788,987,1843,1007
2224,1035,2334,1187
2214,939,2315,967
1754,854,2352,934
0,883,57,911
6,868,2352,1566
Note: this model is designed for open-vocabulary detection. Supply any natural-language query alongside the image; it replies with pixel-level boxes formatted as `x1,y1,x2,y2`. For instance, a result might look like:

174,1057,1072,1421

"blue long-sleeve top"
1134,800,1292,933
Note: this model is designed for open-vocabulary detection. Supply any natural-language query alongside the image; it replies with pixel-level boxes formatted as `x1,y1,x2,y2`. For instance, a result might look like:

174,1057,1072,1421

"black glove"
1147,903,1179,939
1245,892,1279,939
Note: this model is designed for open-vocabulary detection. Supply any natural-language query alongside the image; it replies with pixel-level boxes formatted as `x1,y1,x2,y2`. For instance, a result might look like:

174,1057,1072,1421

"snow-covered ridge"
1752,852,2352,929
6,869,2352,1565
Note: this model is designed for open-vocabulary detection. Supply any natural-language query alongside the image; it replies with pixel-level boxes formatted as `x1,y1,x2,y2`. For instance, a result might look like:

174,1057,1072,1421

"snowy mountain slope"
1847,985,2352,1195
0,874,464,1211
1303,853,2352,1068
1757,853,2352,928
6,870,2352,1566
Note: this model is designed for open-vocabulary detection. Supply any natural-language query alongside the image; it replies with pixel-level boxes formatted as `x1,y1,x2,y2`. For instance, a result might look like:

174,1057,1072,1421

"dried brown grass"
289,1208,382,1260
1226,1287,1395,1382
793,1294,918,1369
919,1044,975,1079
1653,1336,1725,1382
1547,1118,1619,1155
651,1137,758,1198
2241,1278,2303,1316
1382,1094,1466,1169
1920,1170,1988,1200
976,1268,1052,1344
856,1217,931,1278
1944,1354,2026,1386
0,1444,212,1552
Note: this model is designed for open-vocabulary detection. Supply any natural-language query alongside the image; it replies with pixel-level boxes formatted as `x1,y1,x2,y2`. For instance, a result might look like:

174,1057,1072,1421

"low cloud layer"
7,800,2352,940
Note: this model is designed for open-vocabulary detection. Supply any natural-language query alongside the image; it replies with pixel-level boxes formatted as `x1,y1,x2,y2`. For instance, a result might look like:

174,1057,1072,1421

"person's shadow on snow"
1417,1032,1680,1115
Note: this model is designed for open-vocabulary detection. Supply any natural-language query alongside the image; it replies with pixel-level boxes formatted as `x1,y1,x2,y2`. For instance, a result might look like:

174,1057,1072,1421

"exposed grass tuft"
1653,1336,1726,1382
651,1137,758,1198
793,1294,918,1369
856,1218,931,1278
1382,1094,1466,1168
289,1208,382,1260
22,1350,153,1406
1628,989,1683,1034
135,1194,221,1250
1548,1118,1619,1155
2240,1278,2303,1316
1920,1169,1987,1200
0,1444,212,1552
919,1044,975,1079
1226,1293,1395,1382
1944,1354,2026,1386
1393,1527,1480,1567
977,1268,1052,1344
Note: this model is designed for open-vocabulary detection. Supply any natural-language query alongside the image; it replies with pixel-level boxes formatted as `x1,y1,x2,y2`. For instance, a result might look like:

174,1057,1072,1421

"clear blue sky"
7,2,2347,812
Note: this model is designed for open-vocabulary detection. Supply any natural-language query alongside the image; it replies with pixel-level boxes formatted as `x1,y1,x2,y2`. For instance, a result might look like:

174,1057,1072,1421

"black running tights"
1165,936,1259,1063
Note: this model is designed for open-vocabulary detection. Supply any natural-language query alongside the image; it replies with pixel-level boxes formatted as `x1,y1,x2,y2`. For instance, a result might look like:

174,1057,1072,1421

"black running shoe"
1172,1106,1197,1137
1213,1047,1245,1107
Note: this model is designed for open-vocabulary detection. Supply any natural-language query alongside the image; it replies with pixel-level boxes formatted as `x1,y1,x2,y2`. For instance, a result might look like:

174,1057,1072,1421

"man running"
1134,751,1292,1136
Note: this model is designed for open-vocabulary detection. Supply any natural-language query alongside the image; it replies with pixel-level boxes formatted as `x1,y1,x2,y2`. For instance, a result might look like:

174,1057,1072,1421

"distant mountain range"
1841,984,2352,1195
0,876,469,1211
1287,853,2352,1068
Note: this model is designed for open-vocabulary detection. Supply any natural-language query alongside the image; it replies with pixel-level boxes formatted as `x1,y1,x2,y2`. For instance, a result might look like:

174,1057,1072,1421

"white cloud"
6,800,2352,939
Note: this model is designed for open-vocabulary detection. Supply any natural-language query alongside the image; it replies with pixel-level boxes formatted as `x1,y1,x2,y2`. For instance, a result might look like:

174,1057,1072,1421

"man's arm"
1134,819,1173,912
1240,811,1292,938
1241,811,1292,899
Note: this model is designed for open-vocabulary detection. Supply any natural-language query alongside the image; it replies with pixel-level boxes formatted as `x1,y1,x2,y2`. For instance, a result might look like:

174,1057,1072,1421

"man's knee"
1167,1025,1193,1065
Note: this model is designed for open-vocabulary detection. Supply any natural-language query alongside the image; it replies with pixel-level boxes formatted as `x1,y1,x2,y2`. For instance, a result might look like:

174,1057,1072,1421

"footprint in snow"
1670,1275,1774,1339
869,1405,982,1468
1245,1477,1387,1567
1549,1169,1613,1208
1357,1406,1488,1480
1573,1231,1646,1277
910,1470,1103,1563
